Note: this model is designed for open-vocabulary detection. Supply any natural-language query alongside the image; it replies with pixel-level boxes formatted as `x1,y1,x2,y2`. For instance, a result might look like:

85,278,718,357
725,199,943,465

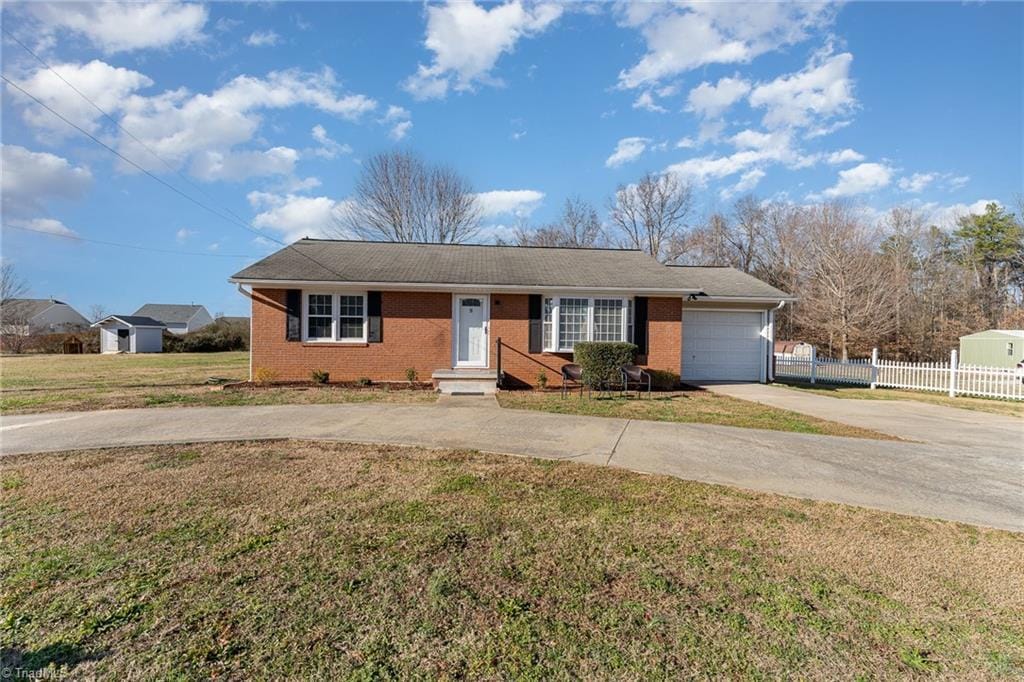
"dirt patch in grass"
777,380,1024,418
3,440,1020,678
497,388,896,439
0,353,435,413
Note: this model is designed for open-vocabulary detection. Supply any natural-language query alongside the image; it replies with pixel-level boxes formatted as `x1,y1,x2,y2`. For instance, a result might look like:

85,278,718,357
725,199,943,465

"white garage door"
681,310,765,382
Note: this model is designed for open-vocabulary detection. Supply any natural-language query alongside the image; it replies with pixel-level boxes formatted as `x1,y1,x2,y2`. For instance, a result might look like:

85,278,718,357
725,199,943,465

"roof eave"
228,277,703,296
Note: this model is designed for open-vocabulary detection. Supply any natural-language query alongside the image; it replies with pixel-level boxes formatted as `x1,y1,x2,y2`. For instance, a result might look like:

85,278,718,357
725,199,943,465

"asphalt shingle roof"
99,315,166,327
1,298,63,321
132,303,204,325
666,266,791,299
231,239,787,298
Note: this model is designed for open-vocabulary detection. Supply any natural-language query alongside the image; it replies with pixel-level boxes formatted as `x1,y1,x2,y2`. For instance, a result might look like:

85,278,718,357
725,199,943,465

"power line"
1,26,263,235
3,223,260,258
0,60,348,279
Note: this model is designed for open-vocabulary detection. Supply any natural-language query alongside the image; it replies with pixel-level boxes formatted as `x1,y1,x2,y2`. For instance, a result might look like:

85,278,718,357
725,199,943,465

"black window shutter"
633,296,648,355
285,289,301,341
367,291,382,343
528,294,542,354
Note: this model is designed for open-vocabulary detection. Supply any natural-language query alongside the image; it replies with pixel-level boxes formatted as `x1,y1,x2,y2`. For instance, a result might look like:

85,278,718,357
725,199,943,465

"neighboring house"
92,315,166,353
959,330,1024,368
774,340,814,358
0,298,91,335
132,303,214,335
213,315,250,327
229,240,793,391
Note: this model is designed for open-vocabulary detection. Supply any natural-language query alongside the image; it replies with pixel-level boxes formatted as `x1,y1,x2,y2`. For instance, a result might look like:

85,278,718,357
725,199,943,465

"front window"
304,292,367,342
543,296,631,352
307,294,333,339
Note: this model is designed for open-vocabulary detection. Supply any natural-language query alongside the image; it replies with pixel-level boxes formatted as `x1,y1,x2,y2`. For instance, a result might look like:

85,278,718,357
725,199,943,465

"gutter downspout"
768,299,786,382
236,284,254,382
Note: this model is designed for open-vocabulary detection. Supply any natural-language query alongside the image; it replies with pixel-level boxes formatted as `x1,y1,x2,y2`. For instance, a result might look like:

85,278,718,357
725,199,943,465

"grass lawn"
776,380,1024,418
497,388,894,440
0,353,434,413
2,441,1021,678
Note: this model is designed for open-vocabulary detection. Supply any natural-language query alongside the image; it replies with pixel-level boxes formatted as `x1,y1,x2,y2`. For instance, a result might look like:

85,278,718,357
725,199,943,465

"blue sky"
1,1,1021,317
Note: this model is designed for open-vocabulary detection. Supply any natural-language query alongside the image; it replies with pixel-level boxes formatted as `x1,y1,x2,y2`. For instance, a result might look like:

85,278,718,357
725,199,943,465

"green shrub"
536,370,548,390
405,368,418,383
573,341,637,389
311,369,330,384
253,367,277,384
163,324,248,353
356,376,372,387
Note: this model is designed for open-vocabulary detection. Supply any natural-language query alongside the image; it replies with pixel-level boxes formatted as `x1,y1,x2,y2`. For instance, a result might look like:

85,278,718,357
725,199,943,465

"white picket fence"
774,348,1024,401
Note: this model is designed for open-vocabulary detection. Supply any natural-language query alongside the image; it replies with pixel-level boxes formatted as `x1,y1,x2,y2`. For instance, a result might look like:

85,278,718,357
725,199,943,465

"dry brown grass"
0,352,434,413
498,388,896,440
3,441,1021,679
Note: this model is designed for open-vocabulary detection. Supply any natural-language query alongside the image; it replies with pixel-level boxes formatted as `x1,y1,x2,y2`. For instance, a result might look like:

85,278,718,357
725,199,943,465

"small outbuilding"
958,329,1024,368
774,340,814,358
92,315,166,353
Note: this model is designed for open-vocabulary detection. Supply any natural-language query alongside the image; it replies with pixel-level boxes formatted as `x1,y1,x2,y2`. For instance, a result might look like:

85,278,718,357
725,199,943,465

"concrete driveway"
696,382,1023,447
2,400,1021,532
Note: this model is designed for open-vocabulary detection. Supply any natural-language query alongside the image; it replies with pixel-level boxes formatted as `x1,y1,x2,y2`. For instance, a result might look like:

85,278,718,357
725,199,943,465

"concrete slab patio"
2,401,1021,532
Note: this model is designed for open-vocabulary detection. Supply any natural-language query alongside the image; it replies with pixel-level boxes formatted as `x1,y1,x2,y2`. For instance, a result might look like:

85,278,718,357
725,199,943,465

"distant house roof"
92,315,166,328
1,298,65,321
133,303,206,325
230,239,790,298
214,316,249,325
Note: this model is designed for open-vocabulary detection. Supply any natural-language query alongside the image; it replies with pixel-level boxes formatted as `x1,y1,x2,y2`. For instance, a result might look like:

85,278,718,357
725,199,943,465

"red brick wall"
251,288,451,382
251,289,683,387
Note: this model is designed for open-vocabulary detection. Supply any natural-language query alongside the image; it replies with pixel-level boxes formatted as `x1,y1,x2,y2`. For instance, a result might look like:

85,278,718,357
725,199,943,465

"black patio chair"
620,365,652,399
561,363,587,398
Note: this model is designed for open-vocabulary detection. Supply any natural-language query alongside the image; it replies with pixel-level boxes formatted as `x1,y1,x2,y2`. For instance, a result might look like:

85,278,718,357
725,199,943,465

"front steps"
431,368,499,395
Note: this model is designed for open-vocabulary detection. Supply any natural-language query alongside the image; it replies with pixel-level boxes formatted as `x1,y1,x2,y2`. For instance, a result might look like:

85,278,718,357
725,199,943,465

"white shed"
92,315,166,353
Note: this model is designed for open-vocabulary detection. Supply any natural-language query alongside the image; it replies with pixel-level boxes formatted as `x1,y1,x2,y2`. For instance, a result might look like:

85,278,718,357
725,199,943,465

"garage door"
681,310,765,382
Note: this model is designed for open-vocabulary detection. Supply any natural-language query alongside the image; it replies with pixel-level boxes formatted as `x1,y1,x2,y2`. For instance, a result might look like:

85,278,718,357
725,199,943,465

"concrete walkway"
697,382,1023,447
3,400,1021,532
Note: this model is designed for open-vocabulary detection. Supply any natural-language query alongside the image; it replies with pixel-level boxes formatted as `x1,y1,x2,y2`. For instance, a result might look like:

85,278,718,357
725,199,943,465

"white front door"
455,295,488,367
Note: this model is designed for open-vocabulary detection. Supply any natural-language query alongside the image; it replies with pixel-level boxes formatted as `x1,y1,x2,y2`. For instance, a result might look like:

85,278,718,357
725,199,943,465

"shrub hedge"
573,341,637,389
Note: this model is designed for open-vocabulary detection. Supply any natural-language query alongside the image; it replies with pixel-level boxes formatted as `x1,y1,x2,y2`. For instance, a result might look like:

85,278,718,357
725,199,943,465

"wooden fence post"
810,346,817,384
870,347,879,389
948,349,958,398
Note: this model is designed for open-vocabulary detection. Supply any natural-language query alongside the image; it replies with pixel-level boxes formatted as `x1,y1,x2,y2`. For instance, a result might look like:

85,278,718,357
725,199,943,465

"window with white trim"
542,296,632,352
304,292,367,342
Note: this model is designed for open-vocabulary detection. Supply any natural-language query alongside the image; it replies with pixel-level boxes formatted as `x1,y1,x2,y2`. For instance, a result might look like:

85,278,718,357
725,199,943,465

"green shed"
958,330,1024,368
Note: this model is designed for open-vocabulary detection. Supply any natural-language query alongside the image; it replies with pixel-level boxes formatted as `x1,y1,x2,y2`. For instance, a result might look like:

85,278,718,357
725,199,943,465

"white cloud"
720,168,766,200
749,51,855,130
617,3,835,88
176,228,197,242
23,2,209,53
633,91,667,113
475,189,545,218
826,148,865,165
245,30,280,47
686,76,750,119
389,120,413,141
114,67,375,175
8,60,153,139
898,172,937,194
1,145,92,216
921,199,999,228
821,162,893,198
310,124,352,159
676,136,697,149
6,217,78,239
248,191,351,241
190,146,299,182
605,137,651,168
381,105,413,140
403,1,563,100
947,175,970,190
665,129,814,187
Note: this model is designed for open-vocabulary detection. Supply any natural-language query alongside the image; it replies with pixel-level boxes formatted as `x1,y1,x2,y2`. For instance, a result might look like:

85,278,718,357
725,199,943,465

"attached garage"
681,309,767,382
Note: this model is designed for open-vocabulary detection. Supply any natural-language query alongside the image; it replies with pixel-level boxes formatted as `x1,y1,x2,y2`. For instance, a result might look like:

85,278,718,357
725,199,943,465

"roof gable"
132,303,206,325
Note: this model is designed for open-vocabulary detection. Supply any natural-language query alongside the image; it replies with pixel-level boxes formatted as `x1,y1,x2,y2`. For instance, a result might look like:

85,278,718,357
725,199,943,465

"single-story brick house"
229,239,793,391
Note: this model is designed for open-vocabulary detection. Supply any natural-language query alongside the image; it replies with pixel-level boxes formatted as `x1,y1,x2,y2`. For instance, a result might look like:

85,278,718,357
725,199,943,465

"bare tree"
512,196,603,248
333,150,482,243
795,202,900,360
88,304,109,323
0,263,32,353
608,172,693,261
